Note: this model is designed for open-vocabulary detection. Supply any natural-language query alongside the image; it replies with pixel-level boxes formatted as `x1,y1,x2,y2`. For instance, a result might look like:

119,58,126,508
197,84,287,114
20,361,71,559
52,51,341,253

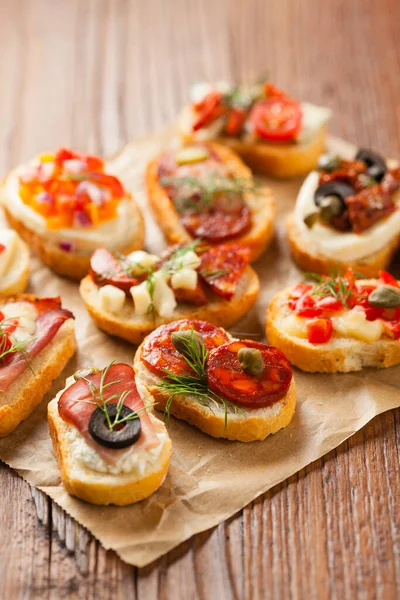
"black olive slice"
88,403,141,449
314,182,354,209
355,148,387,182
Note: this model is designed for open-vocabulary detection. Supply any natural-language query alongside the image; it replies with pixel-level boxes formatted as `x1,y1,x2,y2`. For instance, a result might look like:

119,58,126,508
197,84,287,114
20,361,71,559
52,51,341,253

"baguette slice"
2,199,145,281
266,286,400,373
0,233,30,295
146,142,275,262
0,317,76,437
80,266,260,345
48,384,172,506
179,104,328,178
286,212,400,278
134,334,296,442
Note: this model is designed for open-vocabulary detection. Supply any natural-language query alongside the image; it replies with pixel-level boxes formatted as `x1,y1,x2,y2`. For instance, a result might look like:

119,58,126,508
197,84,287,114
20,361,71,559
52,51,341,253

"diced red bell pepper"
55,148,76,166
225,107,246,136
382,320,400,339
295,293,323,318
289,283,313,300
306,318,333,344
379,270,399,288
315,296,343,312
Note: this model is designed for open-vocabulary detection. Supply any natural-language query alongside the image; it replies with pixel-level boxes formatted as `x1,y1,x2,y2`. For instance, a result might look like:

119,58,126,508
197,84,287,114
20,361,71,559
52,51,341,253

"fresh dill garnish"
158,328,243,428
199,268,229,280
160,171,255,214
305,268,355,308
82,362,150,432
0,317,35,374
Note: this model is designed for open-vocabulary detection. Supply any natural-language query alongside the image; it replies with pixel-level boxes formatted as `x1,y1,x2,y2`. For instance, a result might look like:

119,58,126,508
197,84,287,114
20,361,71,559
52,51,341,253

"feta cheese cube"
99,285,125,314
171,268,198,290
130,281,152,316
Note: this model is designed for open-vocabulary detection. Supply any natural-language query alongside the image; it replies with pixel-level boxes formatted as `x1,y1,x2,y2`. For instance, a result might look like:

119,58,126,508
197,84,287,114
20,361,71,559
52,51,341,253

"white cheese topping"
0,301,37,344
294,171,400,262
99,285,125,314
0,230,19,277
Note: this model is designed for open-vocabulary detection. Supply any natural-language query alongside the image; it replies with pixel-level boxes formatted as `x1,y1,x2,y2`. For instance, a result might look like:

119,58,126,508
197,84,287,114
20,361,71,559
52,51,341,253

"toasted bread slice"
134,341,296,442
0,233,30,295
79,266,260,345
178,105,327,178
0,318,76,437
266,286,400,373
3,199,145,281
48,384,172,506
146,142,275,262
286,212,400,278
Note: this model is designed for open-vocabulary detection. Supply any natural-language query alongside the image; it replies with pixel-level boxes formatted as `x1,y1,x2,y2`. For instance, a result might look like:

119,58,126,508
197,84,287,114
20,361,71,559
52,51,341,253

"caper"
317,153,341,173
304,212,320,228
368,285,400,308
171,329,206,359
357,173,378,188
238,347,264,376
319,195,344,221
74,367,100,381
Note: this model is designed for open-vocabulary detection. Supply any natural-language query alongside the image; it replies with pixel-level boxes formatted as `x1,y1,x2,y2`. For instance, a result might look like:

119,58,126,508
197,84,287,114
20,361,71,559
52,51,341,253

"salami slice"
181,206,251,242
90,248,139,294
199,244,251,300
207,340,292,408
140,319,230,377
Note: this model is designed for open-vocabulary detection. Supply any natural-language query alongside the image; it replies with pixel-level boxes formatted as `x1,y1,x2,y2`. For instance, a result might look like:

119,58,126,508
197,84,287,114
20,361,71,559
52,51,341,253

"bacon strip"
0,309,74,393
58,363,159,463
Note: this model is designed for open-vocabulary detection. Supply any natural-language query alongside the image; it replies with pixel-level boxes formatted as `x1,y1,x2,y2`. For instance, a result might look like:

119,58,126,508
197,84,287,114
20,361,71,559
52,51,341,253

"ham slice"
0,308,74,393
58,363,159,463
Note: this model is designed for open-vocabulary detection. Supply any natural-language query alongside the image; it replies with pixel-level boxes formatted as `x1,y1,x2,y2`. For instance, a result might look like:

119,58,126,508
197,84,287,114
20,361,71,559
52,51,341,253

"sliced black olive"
89,403,141,449
355,148,387,182
317,153,341,172
314,182,354,210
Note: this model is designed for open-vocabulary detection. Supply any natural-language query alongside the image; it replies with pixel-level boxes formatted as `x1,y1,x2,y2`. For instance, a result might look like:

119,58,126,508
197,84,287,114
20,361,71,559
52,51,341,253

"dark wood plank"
0,0,399,598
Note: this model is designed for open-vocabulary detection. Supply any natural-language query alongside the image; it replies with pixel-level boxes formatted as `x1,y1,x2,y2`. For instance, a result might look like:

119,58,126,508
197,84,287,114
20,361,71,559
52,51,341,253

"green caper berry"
238,347,264,377
171,330,206,359
319,195,344,220
317,153,341,172
358,173,378,188
304,212,320,228
368,285,400,308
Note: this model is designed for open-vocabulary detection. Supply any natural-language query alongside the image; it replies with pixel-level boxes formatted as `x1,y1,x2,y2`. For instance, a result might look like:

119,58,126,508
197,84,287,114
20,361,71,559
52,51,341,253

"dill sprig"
0,318,35,374
199,268,229,280
82,362,150,432
160,171,255,214
305,269,355,308
158,328,243,428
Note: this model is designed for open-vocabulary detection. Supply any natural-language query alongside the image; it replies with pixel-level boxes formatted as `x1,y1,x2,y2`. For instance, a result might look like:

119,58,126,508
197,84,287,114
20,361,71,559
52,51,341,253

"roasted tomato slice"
225,107,247,136
140,319,230,377
207,340,292,409
90,248,139,294
192,91,225,131
199,244,251,300
249,96,302,142
181,206,251,242
306,318,333,344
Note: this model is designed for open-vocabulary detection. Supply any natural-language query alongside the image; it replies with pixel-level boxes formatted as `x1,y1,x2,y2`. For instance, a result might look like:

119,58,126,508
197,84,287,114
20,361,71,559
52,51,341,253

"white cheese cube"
127,251,160,273
332,308,383,342
99,285,125,314
171,268,198,291
130,282,152,316
177,250,201,270
153,274,177,318
279,314,308,339
0,230,18,277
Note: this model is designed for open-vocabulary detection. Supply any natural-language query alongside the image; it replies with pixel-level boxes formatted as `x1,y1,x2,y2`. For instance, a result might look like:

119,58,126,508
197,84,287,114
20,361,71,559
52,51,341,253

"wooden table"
0,1,399,598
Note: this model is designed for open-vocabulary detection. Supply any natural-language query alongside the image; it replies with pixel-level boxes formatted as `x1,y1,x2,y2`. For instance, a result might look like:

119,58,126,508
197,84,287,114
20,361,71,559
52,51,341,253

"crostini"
146,141,275,261
80,241,260,345
266,269,400,373
134,319,296,442
0,229,30,295
287,148,400,277
0,148,145,280
178,81,332,178
0,295,76,437
48,362,172,505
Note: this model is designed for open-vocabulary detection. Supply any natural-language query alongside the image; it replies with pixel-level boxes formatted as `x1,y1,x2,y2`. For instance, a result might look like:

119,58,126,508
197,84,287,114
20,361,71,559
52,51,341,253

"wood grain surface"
0,0,399,598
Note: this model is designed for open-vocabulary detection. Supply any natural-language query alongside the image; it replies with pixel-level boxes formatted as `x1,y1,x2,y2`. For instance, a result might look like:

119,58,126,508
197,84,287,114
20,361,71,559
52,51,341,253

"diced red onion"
59,241,74,252
36,191,54,205
73,210,92,228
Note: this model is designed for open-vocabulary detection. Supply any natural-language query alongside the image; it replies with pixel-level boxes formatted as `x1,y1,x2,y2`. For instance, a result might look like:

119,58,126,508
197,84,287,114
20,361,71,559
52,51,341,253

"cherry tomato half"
249,97,302,142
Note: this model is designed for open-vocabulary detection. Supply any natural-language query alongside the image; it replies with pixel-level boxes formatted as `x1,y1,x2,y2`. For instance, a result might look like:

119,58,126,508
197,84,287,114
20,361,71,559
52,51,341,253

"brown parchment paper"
0,130,399,568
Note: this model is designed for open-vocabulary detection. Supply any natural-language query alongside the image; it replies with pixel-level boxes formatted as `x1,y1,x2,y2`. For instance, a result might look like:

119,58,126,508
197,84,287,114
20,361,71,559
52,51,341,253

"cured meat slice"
180,206,251,242
140,319,230,377
207,340,292,408
90,248,139,294
199,244,251,300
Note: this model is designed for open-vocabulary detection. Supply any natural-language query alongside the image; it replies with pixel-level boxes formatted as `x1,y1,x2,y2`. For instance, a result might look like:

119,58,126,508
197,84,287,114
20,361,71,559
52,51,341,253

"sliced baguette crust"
79,266,260,345
48,393,172,506
179,105,327,178
0,318,76,437
134,340,296,442
0,236,30,295
146,142,275,262
3,197,145,280
286,212,400,278
266,287,400,373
